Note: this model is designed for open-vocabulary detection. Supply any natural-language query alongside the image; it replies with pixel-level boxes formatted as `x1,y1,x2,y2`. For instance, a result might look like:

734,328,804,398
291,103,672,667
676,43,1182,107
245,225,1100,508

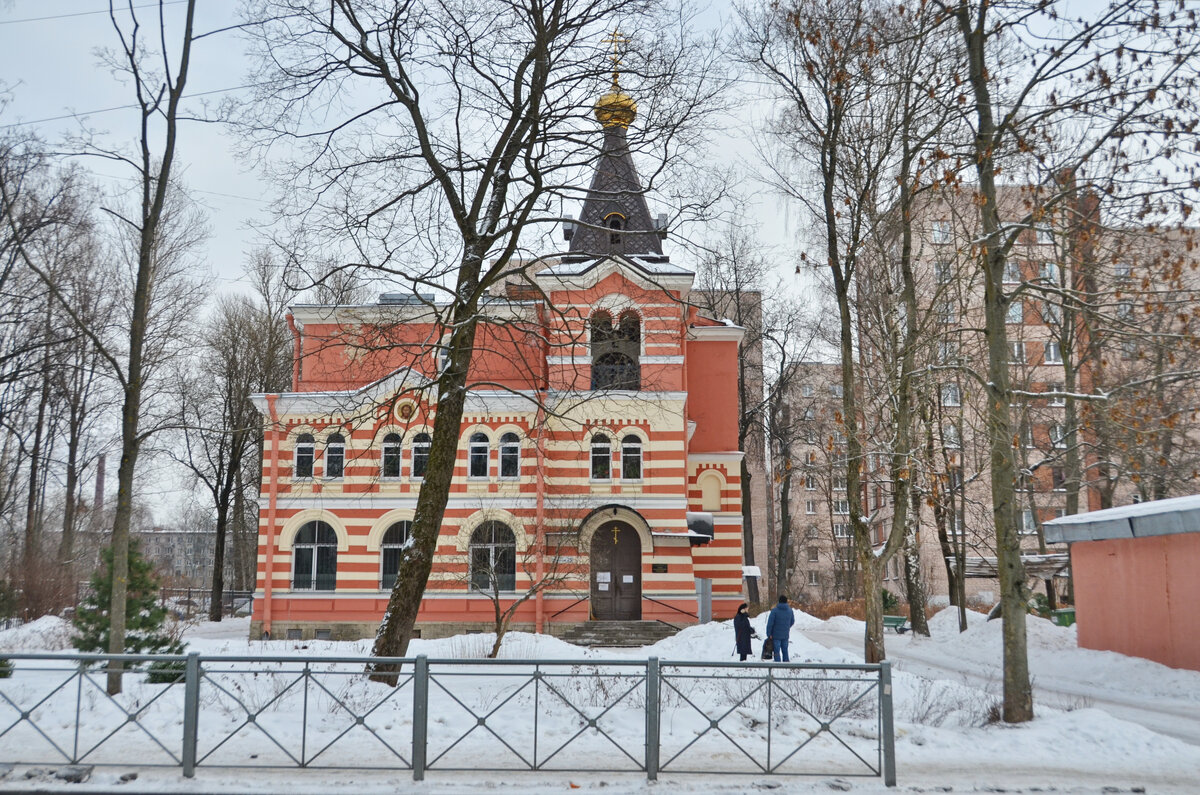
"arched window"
590,310,640,390
325,433,345,479
469,521,516,592
468,432,490,478
590,311,614,344
380,521,412,590
591,433,612,480
621,435,642,480
617,310,640,343
294,434,315,479
381,433,403,478
605,212,625,245
499,432,520,479
411,432,431,479
292,521,337,591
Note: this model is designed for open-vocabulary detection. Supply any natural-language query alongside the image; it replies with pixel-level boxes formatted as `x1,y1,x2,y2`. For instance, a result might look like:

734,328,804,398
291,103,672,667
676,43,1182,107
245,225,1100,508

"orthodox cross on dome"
601,29,630,89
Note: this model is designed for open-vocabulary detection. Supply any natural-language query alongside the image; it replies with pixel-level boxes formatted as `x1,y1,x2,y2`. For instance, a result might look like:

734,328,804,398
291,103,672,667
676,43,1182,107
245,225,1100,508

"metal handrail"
549,595,589,619
643,595,697,624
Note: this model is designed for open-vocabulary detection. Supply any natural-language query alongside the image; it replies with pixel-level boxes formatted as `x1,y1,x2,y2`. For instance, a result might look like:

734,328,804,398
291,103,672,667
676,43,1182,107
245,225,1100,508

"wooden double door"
590,521,642,620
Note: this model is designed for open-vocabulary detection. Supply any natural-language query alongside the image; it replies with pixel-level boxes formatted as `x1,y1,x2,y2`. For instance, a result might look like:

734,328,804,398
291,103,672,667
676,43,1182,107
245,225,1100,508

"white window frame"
294,433,315,480
499,432,521,480
1043,341,1063,365
468,432,490,479
620,434,643,481
1003,261,1022,284
931,219,951,244
1006,300,1024,324
1009,341,1025,365
590,434,612,481
941,383,961,407
324,434,345,480
805,500,817,515
411,432,431,480
832,499,850,515
381,433,403,479
801,384,814,397
1047,383,1066,406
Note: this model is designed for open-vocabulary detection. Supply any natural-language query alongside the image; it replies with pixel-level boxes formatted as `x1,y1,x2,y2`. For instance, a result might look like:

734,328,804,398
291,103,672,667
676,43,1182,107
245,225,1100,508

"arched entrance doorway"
590,520,642,620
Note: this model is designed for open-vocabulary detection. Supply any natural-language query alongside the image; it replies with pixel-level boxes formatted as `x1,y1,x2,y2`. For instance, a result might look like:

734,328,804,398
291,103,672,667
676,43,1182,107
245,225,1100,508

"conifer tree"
72,543,184,658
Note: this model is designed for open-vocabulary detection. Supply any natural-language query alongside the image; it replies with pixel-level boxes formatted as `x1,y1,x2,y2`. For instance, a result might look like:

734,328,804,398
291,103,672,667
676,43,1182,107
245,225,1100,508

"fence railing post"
412,655,429,781
181,652,201,778
645,657,660,781
880,660,896,787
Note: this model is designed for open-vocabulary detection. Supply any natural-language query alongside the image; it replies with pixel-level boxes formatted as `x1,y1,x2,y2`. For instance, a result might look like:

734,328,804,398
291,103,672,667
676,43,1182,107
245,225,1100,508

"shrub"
881,589,900,613
0,658,11,679
146,659,186,684
72,543,186,671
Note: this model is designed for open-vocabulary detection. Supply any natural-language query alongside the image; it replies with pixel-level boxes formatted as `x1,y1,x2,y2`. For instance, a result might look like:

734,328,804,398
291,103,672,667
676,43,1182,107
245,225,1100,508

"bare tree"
14,0,206,694
742,0,915,662
937,0,1200,722
172,289,289,621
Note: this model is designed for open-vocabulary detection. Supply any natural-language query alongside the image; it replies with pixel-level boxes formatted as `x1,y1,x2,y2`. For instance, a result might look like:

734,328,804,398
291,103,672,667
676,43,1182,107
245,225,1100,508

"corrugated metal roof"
1042,493,1200,543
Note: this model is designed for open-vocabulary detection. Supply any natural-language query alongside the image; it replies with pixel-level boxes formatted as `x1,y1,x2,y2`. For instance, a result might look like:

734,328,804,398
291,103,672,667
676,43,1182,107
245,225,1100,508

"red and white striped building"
249,82,748,640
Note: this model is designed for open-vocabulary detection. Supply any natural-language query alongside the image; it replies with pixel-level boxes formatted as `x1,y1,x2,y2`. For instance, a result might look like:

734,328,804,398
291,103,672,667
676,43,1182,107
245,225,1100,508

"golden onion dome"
594,82,637,128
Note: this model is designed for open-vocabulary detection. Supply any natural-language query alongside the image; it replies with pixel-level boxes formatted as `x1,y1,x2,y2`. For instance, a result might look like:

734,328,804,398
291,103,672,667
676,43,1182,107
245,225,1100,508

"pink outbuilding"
1044,495,1200,672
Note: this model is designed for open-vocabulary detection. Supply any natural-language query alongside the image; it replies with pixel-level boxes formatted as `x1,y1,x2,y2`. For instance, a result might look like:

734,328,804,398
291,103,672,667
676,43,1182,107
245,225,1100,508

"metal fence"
0,652,895,785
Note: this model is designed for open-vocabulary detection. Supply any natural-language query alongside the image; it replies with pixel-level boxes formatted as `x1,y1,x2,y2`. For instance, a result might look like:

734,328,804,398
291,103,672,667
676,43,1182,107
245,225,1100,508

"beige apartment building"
774,186,1200,608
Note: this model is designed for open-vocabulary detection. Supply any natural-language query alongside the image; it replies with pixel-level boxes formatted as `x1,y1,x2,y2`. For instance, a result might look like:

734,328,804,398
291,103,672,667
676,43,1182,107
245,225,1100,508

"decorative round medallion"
395,401,416,421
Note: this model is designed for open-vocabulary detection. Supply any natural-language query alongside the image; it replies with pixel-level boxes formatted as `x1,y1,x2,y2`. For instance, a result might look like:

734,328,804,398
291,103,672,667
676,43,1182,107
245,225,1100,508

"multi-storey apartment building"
777,186,1198,607
247,80,749,640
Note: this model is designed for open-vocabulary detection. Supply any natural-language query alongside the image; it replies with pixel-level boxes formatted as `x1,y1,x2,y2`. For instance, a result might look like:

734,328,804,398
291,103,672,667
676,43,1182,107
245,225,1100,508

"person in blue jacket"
764,595,795,662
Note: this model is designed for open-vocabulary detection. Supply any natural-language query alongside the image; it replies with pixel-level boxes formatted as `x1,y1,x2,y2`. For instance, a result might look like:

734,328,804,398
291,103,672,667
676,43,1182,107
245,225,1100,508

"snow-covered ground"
2,608,1198,793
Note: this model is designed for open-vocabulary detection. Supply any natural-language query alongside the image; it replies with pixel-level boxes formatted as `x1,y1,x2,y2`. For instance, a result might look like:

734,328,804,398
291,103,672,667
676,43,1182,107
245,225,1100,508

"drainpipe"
287,313,301,391
263,393,281,637
535,409,546,634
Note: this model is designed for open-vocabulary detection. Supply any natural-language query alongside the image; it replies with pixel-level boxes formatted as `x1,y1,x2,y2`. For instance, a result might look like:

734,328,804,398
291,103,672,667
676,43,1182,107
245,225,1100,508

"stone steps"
558,620,681,648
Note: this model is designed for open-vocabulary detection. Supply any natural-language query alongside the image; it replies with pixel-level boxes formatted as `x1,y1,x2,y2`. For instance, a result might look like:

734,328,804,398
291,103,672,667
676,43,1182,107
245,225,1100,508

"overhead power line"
0,0,190,27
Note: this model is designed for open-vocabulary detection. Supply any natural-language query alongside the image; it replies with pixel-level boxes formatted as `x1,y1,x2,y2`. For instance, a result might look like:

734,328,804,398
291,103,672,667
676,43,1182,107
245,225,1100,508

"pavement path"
802,628,1200,747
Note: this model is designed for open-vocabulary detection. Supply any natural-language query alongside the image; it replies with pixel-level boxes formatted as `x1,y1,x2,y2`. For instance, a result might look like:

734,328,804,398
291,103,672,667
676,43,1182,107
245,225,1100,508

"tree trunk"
903,487,929,636
740,459,760,604
369,295,481,683
209,500,228,622
776,464,793,598
957,4,1033,722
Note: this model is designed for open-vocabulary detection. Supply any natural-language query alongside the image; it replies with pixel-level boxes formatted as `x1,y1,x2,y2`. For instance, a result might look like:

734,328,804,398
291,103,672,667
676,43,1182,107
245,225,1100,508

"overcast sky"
0,0,810,521
0,1,807,288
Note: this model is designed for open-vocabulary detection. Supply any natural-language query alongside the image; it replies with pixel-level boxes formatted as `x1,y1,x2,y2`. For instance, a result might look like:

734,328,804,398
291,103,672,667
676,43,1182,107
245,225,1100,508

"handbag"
761,637,774,660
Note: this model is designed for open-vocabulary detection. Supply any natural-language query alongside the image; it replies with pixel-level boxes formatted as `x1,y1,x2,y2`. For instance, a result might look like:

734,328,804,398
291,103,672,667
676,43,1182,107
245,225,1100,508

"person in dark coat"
764,595,796,662
733,602,758,661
